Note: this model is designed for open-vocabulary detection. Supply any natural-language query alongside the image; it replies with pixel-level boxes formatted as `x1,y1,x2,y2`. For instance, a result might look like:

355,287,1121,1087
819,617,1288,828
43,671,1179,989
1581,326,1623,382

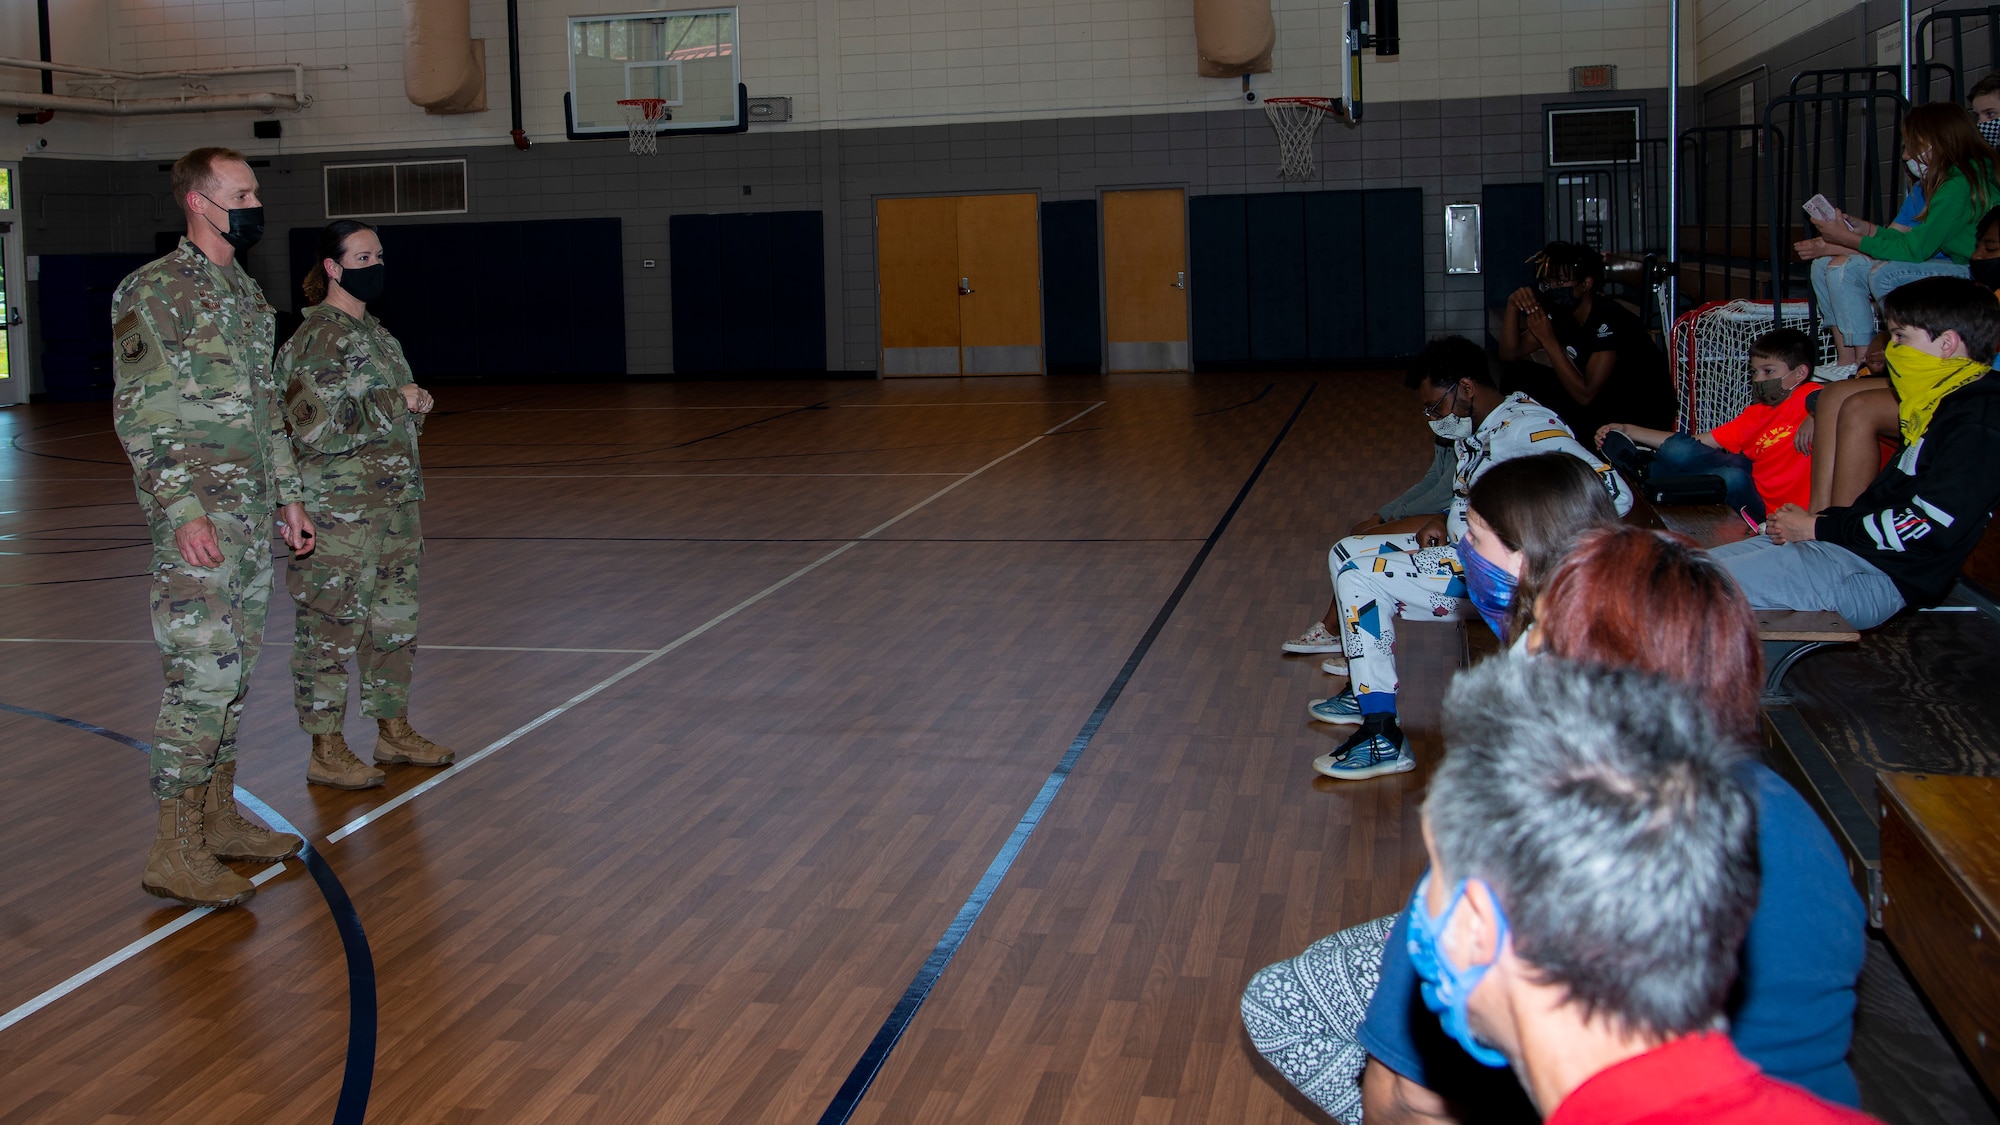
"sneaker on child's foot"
1282,622,1343,654
1313,723,1416,780
1320,654,1348,676
1306,687,1364,725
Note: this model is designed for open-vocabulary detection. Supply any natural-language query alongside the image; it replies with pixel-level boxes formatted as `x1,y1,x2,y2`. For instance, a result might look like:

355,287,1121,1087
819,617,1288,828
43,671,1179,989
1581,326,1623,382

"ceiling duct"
403,0,487,114
1194,0,1275,78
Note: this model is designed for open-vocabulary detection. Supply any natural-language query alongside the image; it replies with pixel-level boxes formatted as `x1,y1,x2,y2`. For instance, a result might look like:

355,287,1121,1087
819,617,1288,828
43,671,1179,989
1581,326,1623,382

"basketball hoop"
1263,96,1342,180
616,98,671,155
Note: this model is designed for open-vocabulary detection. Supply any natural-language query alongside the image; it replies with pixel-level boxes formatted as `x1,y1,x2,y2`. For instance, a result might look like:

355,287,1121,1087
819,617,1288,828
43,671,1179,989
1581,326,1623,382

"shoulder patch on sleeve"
113,309,168,376
286,380,328,432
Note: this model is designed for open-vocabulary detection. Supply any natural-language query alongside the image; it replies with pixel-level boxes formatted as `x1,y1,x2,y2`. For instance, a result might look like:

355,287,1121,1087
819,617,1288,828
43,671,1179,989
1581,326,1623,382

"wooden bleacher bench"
1877,772,2000,1097
1755,609,1860,694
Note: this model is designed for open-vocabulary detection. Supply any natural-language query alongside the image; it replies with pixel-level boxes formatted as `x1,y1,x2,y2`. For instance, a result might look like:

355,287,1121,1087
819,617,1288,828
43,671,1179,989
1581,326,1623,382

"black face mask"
1539,286,1581,314
336,263,387,303
1971,256,2000,292
199,193,264,251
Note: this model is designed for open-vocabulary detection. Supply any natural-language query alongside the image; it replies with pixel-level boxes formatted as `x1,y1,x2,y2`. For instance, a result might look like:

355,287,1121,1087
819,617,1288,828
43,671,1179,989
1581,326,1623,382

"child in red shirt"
1597,328,1816,520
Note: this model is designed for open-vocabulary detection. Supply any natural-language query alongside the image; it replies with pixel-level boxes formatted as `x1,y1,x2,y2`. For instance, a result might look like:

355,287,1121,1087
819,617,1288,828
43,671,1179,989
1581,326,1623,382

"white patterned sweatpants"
1329,532,1471,702
1240,914,1401,1124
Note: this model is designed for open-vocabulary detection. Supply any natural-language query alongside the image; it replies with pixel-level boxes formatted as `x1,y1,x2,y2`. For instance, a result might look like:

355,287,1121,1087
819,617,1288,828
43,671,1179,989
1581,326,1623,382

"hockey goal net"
1669,300,1839,433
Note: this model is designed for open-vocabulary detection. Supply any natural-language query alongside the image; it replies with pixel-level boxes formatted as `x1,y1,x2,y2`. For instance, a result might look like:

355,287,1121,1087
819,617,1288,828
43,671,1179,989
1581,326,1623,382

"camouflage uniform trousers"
288,503,422,734
146,508,275,799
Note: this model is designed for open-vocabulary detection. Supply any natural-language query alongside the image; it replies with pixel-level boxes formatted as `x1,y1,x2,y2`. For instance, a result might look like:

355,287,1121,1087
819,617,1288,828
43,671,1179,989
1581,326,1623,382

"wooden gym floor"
0,372,1459,1123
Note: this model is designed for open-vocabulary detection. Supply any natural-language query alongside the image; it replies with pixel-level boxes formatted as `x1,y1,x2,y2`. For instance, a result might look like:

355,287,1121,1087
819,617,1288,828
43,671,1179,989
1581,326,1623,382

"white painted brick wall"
7,0,1683,159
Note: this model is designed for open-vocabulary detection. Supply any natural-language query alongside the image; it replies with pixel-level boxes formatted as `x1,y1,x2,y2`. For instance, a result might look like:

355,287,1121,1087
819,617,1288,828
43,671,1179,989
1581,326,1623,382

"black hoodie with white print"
1815,374,2000,605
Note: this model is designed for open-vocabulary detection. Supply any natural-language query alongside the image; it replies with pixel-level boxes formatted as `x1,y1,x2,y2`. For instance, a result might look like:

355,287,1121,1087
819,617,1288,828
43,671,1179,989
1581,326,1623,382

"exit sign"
1570,65,1618,92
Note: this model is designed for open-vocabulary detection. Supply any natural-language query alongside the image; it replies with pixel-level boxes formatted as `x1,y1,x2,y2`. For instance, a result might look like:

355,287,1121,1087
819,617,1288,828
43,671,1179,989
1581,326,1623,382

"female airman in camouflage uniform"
280,220,455,789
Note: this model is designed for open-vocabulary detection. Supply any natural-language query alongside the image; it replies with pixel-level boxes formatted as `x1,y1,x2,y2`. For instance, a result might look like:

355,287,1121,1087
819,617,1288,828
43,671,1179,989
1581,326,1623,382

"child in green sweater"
1793,101,1999,365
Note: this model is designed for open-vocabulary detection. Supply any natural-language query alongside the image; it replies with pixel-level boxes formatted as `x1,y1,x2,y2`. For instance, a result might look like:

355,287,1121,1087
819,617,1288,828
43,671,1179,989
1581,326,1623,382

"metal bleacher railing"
1671,8,2000,329
1916,5,2000,104
1545,137,1671,327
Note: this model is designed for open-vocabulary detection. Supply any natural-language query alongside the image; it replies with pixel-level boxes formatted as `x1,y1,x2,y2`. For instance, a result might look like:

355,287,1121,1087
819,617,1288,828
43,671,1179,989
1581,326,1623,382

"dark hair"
1534,526,1764,741
1970,72,2000,104
1980,205,2000,241
1747,327,1816,374
1879,275,2000,357
1404,335,1498,390
170,146,245,209
1466,454,1621,642
1428,657,1760,1040
1532,240,1605,290
302,220,378,305
1903,102,1999,220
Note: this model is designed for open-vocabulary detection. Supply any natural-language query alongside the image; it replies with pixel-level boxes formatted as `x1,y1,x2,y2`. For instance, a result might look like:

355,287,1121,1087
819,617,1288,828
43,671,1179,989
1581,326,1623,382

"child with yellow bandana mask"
1711,276,2000,629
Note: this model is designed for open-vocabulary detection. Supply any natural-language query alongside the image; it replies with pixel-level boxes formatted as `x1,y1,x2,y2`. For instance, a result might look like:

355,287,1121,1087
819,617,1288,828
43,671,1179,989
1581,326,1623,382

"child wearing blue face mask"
1458,453,1620,642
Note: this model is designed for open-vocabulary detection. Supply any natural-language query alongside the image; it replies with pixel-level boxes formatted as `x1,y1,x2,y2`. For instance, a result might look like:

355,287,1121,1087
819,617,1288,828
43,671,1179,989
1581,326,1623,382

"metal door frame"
0,161,25,404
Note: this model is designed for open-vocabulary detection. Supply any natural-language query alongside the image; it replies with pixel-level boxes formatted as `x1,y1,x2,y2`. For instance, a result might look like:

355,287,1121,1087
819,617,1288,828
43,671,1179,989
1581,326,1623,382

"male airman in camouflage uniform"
280,243,454,785
112,146,315,909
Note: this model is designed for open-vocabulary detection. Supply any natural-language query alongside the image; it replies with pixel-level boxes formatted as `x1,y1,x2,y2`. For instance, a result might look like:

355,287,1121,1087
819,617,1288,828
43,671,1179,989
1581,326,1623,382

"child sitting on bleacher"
1596,328,1817,521
1712,276,2000,628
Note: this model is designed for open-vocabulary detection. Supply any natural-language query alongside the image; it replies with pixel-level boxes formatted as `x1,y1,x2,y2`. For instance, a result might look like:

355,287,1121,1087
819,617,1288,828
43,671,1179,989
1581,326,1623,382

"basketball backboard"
566,7,746,138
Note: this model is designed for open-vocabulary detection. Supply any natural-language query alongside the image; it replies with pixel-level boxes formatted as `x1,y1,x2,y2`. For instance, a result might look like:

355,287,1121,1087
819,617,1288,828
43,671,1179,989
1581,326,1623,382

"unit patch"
286,383,328,432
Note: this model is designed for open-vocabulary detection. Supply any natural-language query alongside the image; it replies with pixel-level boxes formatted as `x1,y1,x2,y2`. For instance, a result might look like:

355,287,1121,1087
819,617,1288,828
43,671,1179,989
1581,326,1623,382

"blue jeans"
1811,255,1969,345
1656,433,1762,519
1709,536,1904,629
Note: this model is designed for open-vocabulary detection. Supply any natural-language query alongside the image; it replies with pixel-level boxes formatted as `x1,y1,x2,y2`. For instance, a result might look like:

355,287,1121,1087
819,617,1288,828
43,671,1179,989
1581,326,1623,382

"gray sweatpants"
1709,536,1905,629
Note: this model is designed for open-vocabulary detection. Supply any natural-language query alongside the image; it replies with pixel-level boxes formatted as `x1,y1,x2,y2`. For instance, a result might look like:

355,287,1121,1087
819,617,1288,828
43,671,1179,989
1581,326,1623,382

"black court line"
0,700,377,1125
815,383,1318,1124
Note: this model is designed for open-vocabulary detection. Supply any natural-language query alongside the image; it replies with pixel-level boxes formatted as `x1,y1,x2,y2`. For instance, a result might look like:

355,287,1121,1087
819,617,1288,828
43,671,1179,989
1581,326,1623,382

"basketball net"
617,98,669,155
1263,97,1339,180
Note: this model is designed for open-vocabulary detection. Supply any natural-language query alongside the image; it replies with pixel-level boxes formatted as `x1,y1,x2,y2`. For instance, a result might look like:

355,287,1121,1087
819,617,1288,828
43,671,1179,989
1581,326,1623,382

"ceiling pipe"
0,88,305,115
0,57,335,105
35,0,51,94
505,0,528,148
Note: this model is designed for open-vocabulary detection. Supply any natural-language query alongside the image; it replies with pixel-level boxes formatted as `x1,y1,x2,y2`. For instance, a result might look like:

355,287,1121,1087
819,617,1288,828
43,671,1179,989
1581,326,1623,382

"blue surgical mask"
1406,874,1512,1068
1458,535,1518,638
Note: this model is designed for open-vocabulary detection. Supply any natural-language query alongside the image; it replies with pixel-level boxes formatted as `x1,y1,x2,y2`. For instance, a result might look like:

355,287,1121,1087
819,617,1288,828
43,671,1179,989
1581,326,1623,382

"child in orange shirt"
1597,329,1816,520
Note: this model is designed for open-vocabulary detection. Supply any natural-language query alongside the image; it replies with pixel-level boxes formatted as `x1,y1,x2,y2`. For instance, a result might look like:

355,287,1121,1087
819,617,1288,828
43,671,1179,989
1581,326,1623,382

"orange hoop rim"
1264,96,1339,110
617,97,670,119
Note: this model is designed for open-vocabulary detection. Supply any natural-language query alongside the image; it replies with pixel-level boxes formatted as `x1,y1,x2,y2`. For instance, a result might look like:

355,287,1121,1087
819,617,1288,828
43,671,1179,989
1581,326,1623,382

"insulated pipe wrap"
403,0,487,113
1194,0,1275,78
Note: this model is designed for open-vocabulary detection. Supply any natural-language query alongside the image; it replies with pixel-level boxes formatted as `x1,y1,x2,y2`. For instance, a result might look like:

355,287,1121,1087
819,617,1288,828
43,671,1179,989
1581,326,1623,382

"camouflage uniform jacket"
111,236,302,528
278,303,425,510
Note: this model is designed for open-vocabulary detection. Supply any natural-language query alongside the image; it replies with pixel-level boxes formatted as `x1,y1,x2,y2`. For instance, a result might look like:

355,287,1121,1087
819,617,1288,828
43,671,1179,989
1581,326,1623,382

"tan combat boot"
307,732,386,790
374,717,457,767
141,785,256,908
203,760,304,861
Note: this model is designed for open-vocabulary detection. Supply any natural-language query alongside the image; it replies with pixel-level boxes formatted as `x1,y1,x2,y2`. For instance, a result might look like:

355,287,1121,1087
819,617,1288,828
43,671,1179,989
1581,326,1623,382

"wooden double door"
877,194,1043,376
877,188,1192,376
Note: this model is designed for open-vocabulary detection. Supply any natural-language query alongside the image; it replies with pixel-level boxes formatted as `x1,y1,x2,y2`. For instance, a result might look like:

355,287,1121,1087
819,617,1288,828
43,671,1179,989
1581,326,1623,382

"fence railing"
1763,87,1911,328
1917,5,2000,104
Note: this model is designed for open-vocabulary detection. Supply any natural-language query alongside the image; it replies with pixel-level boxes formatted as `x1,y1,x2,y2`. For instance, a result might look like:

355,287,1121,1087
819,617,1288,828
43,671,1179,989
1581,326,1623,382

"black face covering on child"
1971,256,2000,293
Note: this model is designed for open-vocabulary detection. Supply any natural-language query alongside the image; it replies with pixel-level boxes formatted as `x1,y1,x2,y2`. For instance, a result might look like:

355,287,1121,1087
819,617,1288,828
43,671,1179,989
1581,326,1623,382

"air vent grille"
324,159,469,218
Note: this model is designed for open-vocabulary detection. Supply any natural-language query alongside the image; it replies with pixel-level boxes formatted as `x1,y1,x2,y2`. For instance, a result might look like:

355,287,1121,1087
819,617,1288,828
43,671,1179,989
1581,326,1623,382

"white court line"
425,644,655,654
0,862,285,1034
0,637,152,645
0,638,654,655
324,400,1104,846
426,472,962,479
